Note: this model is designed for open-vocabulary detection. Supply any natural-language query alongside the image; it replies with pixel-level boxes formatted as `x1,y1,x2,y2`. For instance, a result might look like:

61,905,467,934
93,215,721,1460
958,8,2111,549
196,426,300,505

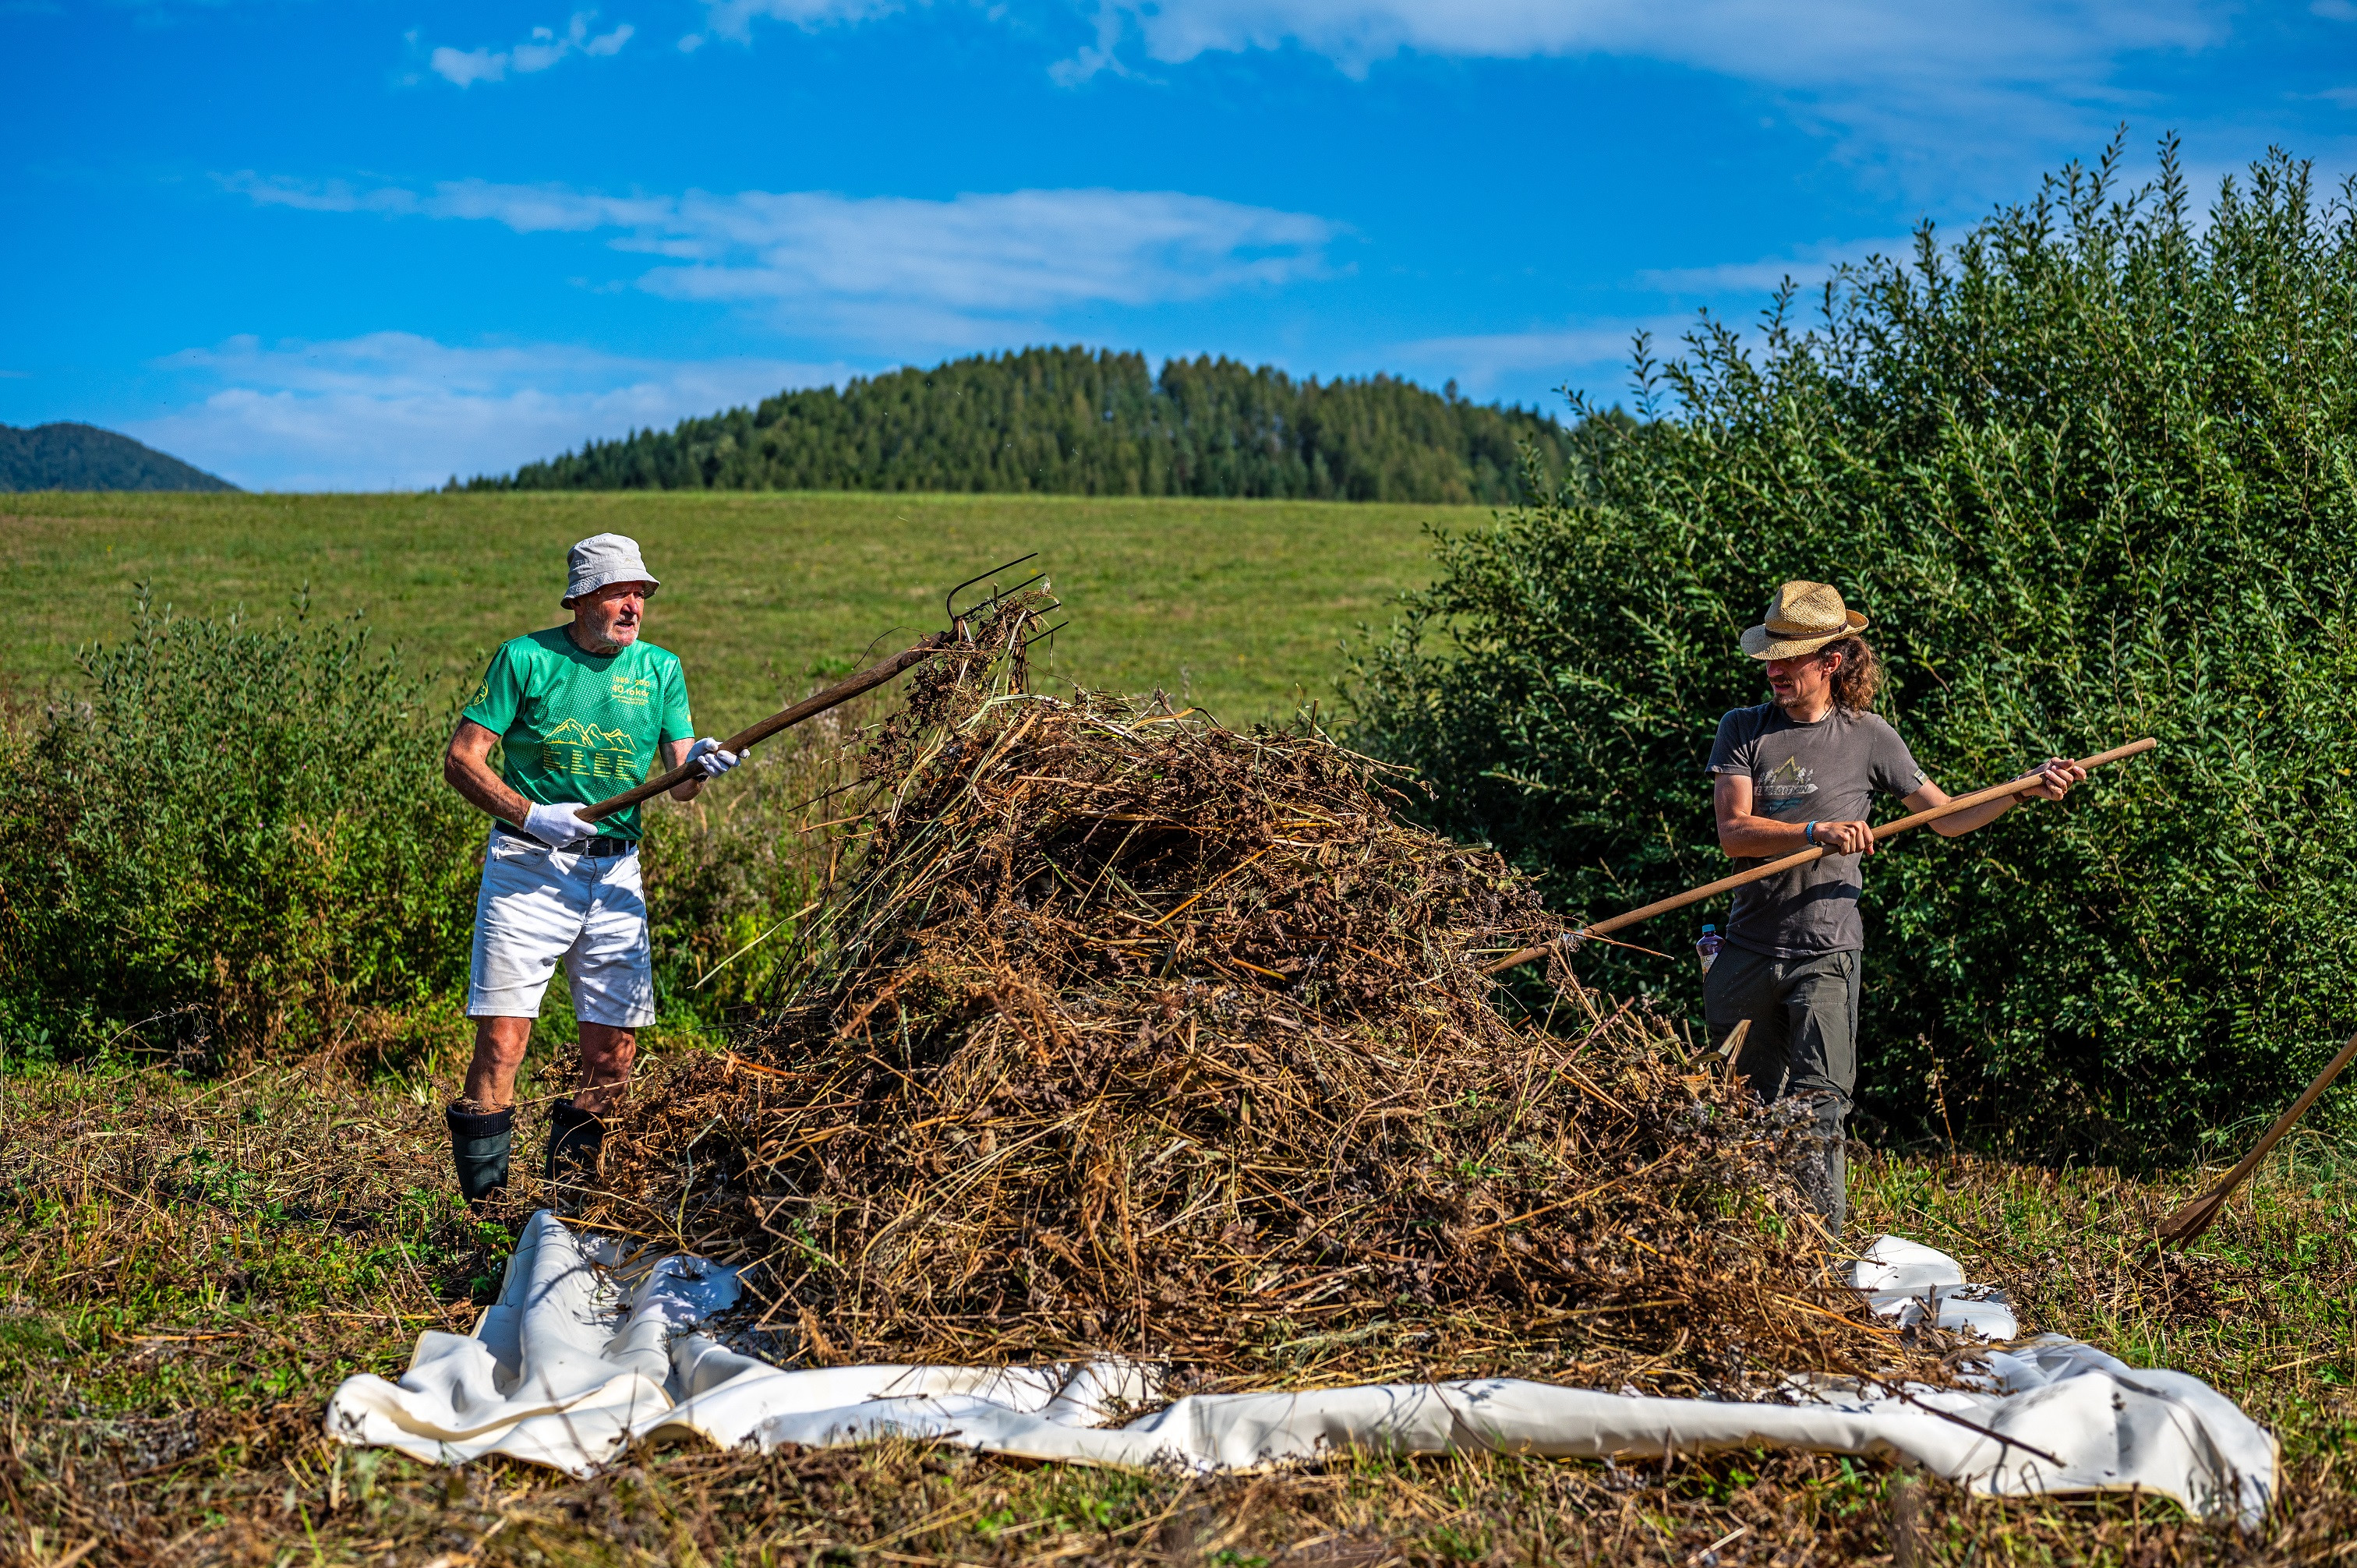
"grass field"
7,489,2356,1564
4,1058,2351,1566
0,491,1479,728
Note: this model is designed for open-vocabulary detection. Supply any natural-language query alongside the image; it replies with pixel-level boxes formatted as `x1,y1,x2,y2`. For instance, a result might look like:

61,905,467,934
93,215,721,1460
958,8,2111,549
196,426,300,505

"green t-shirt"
462,628,694,840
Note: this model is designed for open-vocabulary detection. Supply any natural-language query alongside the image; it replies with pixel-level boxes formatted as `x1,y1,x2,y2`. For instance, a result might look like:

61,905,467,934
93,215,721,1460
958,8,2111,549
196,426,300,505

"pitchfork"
578,554,1062,825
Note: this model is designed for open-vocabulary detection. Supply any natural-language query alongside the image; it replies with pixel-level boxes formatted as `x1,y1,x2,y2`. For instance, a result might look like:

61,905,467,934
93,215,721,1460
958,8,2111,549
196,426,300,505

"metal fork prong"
945,553,1039,623
984,571,1048,606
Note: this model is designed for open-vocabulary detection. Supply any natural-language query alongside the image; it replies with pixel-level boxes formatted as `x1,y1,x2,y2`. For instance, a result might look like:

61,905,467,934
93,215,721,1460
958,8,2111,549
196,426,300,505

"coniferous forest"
468,346,1568,503
2,422,235,492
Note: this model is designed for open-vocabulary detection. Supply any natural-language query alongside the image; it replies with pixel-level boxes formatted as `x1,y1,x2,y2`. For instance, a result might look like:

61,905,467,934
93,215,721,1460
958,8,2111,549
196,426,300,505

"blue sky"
5,1,2354,489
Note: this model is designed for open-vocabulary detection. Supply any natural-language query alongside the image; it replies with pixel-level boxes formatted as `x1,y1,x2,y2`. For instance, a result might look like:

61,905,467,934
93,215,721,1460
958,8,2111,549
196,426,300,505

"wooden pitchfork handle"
2156,1022,2357,1249
1480,736,2158,976
576,631,952,825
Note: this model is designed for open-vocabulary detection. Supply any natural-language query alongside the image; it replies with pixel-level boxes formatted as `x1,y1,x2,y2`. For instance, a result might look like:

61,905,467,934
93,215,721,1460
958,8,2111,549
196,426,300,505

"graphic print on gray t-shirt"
1705,705,1927,957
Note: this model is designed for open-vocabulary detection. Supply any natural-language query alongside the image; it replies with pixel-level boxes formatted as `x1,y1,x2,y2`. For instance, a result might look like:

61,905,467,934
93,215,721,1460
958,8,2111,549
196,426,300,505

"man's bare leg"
571,1022,636,1114
542,1021,635,1188
462,1015,535,1110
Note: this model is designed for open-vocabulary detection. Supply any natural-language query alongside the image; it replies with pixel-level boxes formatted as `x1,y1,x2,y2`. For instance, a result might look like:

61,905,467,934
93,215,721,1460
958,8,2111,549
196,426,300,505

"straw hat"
1739,581,1868,659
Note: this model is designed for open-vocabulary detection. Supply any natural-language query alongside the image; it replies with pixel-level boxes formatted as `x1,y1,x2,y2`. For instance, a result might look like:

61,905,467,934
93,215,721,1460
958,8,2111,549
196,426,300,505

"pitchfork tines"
949,554,1047,633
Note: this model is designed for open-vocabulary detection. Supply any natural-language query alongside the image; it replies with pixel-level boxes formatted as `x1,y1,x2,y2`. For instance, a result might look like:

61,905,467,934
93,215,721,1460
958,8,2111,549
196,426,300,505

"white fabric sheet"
326,1212,2276,1528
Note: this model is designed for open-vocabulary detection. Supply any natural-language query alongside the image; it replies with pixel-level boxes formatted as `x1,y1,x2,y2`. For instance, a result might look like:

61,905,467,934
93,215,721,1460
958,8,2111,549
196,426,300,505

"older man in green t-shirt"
440,533,740,1207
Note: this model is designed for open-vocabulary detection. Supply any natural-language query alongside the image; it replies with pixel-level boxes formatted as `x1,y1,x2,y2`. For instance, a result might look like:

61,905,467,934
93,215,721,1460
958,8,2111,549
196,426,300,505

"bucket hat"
1739,581,1868,659
564,533,659,606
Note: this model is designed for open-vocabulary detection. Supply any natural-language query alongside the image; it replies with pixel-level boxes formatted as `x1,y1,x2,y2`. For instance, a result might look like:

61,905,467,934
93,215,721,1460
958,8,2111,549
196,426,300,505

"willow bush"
0,591,482,1060
0,592,827,1063
1349,139,2357,1160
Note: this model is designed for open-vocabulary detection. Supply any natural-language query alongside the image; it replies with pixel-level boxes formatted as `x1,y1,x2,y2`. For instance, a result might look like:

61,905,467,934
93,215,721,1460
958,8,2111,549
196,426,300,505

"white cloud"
223,175,1341,345
656,1,2221,175
128,333,852,491
219,171,423,215
1634,235,1915,295
1391,320,1683,399
644,187,1335,311
1067,0,2210,90
1021,1,2217,172
426,11,635,87
701,0,903,42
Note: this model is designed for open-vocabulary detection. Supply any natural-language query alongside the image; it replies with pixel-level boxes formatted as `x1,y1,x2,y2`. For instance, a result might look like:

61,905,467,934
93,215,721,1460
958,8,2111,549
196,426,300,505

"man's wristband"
1805,821,1817,846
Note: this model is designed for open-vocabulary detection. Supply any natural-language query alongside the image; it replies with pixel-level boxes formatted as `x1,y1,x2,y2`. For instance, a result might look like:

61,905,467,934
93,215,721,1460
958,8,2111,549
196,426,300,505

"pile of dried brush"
596,600,1952,1394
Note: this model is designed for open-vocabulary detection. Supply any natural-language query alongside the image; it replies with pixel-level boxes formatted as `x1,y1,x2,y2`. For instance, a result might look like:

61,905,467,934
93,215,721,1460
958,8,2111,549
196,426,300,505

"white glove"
524,800,595,848
685,737,740,779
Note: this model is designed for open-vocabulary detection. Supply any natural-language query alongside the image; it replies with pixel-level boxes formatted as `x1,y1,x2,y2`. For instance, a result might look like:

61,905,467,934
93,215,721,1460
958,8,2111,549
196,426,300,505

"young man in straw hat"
439,533,743,1209
1705,581,2085,1234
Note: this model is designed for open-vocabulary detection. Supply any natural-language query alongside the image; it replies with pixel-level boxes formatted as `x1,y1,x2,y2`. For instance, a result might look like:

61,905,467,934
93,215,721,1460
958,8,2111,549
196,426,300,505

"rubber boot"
446,1103,514,1209
545,1100,606,1191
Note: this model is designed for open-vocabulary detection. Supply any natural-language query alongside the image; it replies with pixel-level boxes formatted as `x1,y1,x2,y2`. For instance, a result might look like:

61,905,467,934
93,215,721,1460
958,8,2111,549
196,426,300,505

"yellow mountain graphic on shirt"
542,718,635,751
539,717,640,781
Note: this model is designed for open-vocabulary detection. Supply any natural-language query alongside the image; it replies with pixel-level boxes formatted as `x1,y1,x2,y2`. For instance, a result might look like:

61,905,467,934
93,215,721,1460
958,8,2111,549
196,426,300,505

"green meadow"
0,490,1479,726
5,488,2354,1564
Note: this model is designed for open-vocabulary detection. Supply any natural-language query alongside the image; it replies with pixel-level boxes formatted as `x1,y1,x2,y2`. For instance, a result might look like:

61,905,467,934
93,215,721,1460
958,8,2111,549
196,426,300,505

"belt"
494,818,639,859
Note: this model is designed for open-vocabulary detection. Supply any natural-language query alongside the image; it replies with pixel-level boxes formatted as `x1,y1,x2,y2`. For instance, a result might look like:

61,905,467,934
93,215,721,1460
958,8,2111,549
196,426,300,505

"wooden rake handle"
1481,736,2158,976
577,633,952,825
2157,1022,2357,1248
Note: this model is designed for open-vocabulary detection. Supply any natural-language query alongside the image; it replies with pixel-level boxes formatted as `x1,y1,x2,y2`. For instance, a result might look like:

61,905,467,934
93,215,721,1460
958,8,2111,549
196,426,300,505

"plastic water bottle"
1696,923,1723,976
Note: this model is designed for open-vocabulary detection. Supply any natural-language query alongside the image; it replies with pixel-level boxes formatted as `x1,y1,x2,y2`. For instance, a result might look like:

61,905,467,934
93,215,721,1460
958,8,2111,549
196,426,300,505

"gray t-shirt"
1705,705,1928,957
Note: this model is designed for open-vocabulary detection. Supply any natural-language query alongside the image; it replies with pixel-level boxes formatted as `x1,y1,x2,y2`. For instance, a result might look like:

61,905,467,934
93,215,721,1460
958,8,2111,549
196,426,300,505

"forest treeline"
467,347,1568,504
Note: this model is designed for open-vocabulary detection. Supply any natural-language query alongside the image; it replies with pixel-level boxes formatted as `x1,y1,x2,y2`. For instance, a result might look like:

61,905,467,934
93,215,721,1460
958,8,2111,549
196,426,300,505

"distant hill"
0,422,237,493
471,346,1567,506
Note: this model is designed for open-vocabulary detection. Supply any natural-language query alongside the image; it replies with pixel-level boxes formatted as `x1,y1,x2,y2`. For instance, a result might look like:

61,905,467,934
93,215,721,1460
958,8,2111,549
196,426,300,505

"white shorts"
468,828,656,1028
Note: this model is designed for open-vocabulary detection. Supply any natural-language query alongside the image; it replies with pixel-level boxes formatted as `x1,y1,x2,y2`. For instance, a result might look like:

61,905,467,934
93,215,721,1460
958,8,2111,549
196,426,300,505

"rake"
2155,1022,2357,1248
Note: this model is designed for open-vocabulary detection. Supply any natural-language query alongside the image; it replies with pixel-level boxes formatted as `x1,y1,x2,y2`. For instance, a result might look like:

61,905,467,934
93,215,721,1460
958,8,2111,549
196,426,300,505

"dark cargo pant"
1703,945,1860,1235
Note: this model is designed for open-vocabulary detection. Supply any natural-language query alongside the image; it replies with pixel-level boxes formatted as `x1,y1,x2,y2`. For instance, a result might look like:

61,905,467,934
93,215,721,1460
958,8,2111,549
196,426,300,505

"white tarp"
326,1212,2276,1527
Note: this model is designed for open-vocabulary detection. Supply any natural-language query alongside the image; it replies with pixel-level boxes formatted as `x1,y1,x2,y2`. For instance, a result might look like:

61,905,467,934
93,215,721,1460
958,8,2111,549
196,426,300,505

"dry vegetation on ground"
3,1064,2355,1565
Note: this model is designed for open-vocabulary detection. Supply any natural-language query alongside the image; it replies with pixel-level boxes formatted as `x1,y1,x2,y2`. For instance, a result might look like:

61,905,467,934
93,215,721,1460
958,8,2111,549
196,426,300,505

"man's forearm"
1718,816,1814,858
663,740,707,803
1928,796,2013,837
444,752,532,826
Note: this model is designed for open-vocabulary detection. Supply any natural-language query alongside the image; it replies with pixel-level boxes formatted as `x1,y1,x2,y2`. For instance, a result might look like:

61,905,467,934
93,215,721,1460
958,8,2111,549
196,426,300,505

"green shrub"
1348,139,2357,1160
640,703,867,1024
0,591,859,1064
0,590,482,1060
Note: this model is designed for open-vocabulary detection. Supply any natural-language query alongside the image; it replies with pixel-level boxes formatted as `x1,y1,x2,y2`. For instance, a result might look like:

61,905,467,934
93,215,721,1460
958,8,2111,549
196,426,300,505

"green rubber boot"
446,1103,514,1209
545,1101,606,1191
